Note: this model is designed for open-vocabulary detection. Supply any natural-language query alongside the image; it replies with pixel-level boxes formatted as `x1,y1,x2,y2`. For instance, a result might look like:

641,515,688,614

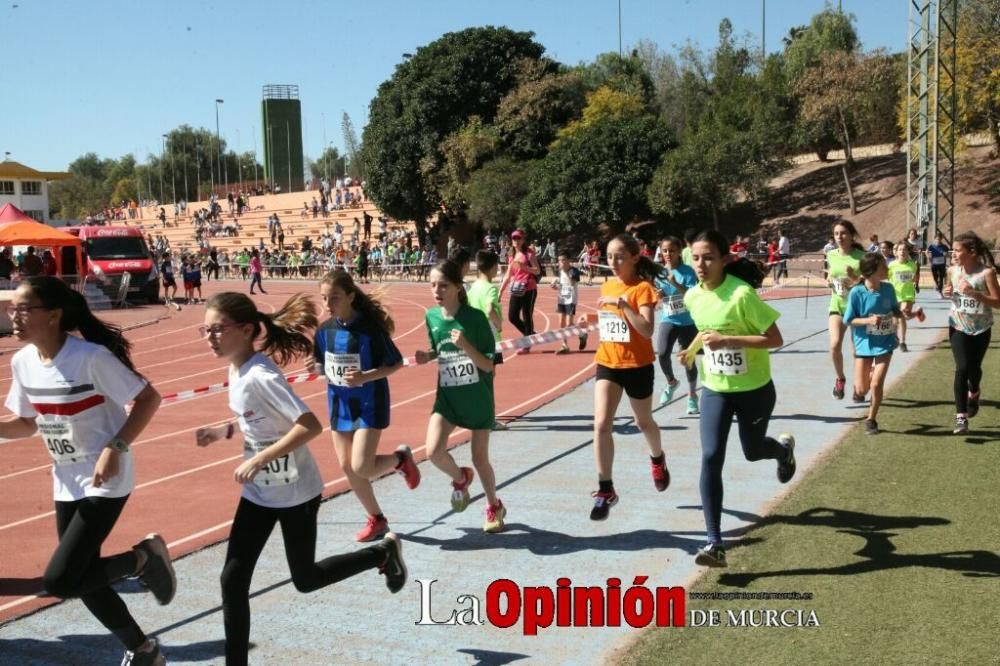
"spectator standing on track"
249,249,266,295
312,271,420,542
1,277,173,666
195,292,407,666
498,230,541,354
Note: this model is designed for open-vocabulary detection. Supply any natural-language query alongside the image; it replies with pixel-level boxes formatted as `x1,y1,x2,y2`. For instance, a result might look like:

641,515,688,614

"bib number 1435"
705,349,747,376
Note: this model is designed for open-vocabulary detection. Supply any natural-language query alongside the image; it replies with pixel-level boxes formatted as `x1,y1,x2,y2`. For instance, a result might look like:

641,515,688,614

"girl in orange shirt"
582,234,669,520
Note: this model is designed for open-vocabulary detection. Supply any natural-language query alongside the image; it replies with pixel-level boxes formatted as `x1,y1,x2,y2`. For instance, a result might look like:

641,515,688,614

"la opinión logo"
415,577,686,635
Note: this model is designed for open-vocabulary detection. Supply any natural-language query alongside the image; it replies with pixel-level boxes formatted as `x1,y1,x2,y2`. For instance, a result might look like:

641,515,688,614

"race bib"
931,256,946,265
832,279,849,297
246,441,299,486
325,352,362,387
954,294,984,314
663,295,687,317
438,352,479,387
38,420,83,466
559,285,574,304
866,315,895,336
894,272,913,283
599,311,630,343
704,348,748,376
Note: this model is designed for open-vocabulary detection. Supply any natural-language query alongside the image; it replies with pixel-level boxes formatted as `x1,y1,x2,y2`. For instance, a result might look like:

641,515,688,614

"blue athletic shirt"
654,264,698,326
313,313,402,431
843,281,900,357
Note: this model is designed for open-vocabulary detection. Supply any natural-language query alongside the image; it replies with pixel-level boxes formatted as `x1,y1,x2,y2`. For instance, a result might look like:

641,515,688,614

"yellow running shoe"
483,500,507,533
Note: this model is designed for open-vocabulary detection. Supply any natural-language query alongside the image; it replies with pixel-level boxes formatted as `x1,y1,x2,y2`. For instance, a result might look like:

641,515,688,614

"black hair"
683,228,698,245
205,291,317,366
431,259,468,305
607,234,665,283
24,277,136,373
661,235,683,248
449,247,471,266
691,230,765,288
833,219,865,252
860,252,887,277
320,270,394,335
954,231,998,270
475,250,499,273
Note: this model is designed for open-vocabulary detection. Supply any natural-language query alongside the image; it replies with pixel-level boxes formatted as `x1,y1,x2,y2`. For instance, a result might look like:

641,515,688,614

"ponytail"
206,291,318,366
431,259,468,305
25,277,136,374
320,269,395,335
692,230,765,288
955,231,998,270
608,234,666,283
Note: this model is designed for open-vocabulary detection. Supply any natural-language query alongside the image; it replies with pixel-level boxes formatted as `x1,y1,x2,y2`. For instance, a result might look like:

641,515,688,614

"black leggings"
949,327,992,414
221,495,385,666
654,321,698,387
249,272,264,293
931,264,948,292
508,289,537,338
47,496,145,650
699,381,786,544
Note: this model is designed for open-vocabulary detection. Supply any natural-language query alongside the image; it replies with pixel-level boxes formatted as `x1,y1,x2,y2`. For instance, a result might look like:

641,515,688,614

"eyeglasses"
199,323,238,338
6,305,48,318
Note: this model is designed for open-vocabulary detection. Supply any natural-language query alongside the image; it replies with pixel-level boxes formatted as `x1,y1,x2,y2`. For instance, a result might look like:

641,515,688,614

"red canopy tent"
0,203,83,278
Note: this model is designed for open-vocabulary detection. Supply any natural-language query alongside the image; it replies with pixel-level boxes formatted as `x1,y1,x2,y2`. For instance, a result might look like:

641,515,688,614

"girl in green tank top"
826,221,865,401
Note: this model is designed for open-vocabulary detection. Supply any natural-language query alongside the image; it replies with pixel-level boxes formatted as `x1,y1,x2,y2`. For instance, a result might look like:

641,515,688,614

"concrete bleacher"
133,188,419,257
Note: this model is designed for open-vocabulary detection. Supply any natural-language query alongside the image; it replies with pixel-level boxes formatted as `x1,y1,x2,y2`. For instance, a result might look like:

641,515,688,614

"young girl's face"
833,224,853,248
691,240,725,284
429,269,460,307
202,308,251,360
661,240,681,267
893,243,910,263
606,240,638,279
953,242,975,266
319,282,354,320
881,242,894,259
866,262,888,283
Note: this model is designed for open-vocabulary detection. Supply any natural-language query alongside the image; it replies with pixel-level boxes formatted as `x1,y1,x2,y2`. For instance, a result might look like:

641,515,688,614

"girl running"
653,236,700,412
826,220,866,400
583,234,669,521
498,229,540,354
679,231,796,567
415,259,505,533
195,292,407,665
1,277,173,666
887,241,926,352
925,231,951,295
844,253,903,435
551,249,587,353
314,270,420,542
942,232,1000,434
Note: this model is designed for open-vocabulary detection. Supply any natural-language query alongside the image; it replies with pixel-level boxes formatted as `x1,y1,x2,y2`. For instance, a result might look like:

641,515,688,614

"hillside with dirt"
756,145,999,252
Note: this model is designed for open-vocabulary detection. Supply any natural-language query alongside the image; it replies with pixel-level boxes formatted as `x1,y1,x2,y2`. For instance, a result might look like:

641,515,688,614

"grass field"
620,341,1000,666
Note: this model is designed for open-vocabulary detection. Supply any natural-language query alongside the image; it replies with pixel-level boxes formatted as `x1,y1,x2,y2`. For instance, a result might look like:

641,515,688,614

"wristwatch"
106,437,129,453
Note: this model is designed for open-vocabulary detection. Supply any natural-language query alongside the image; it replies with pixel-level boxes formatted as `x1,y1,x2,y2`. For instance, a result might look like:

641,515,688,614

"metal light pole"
163,134,176,204
286,120,292,193
617,0,622,57
215,98,224,194
182,139,189,202
762,0,766,58
158,136,165,203
322,112,328,180
236,128,243,189
252,125,259,190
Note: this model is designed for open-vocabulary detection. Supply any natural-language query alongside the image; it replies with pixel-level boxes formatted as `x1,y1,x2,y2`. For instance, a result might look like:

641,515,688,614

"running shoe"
694,543,728,568
776,433,796,483
833,377,846,400
378,533,407,593
589,489,619,521
483,501,507,534
394,445,421,490
953,415,969,435
659,380,679,407
915,307,926,322
864,419,879,436
650,459,671,492
356,514,389,543
686,395,700,415
516,347,532,355
968,392,980,418
556,344,570,355
492,420,509,431
120,638,165,666
450,467,475,512
579,333,589,351
852,391,867,404
899,342,908,353
133,534,176,606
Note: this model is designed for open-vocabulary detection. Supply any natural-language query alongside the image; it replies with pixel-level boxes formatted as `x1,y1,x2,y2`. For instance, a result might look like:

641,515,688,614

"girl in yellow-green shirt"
888,241,926,352
825,220,865,400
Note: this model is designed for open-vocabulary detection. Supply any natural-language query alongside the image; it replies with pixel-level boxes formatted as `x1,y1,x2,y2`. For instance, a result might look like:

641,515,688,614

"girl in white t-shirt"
1,277,173,666
194,291,407,665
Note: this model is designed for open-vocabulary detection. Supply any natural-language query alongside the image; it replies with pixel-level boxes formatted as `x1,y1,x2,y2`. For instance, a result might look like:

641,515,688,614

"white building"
0,160,71,223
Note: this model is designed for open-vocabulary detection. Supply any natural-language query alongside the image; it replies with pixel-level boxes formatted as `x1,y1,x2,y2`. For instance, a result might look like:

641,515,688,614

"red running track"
0,280,602,623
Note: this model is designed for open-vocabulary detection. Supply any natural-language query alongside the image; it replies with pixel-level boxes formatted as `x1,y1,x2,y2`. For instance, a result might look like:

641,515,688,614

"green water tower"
261,84,304,192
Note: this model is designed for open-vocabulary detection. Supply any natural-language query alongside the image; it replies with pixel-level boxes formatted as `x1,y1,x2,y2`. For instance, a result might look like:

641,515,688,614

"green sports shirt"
425,304,495,429
826,248,865,315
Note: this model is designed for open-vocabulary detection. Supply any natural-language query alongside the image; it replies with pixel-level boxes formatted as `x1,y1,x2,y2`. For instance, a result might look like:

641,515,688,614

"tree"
956,0,1000,155
519,115,673,237
465,157,538,231
634,39,686,137
574,52,656,104
783,5,860,83
555,87,648,142
426,117,500,211
362,26,546,243
309,146,347,181
341,112,364,180
494,71,586,159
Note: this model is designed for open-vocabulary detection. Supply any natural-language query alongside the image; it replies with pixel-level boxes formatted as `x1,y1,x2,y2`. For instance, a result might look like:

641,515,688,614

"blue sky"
2,0,907,172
